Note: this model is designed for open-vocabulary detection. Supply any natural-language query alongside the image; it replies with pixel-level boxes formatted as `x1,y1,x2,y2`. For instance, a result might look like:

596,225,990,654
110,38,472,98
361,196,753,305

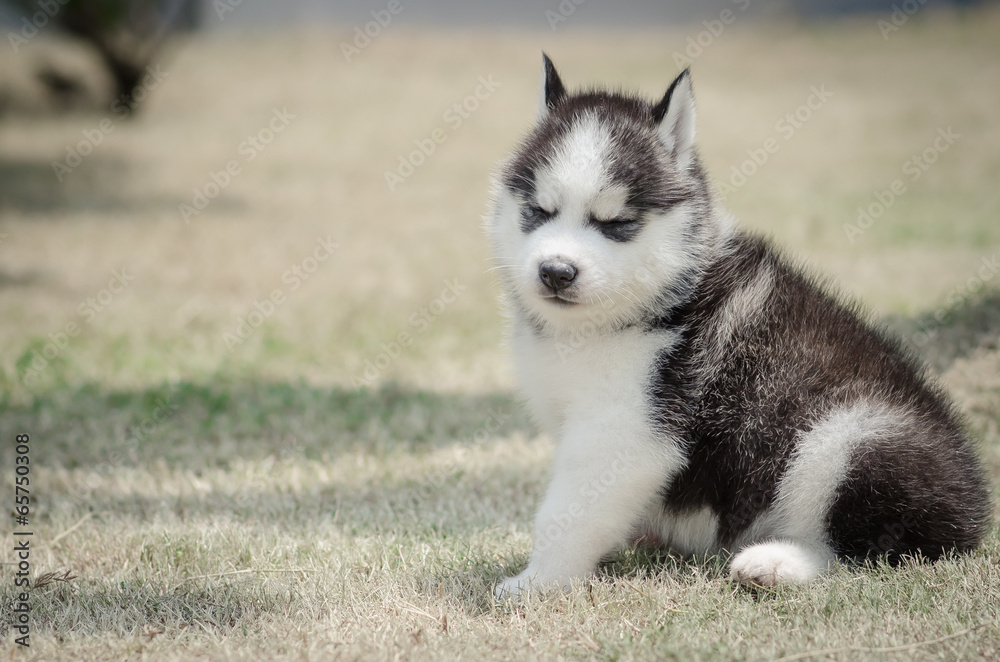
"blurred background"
1,0,998,399
1,3,999,656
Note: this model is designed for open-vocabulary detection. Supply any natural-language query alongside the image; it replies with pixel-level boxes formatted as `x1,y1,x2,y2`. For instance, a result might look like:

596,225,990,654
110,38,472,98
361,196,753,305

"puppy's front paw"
494,570,538,602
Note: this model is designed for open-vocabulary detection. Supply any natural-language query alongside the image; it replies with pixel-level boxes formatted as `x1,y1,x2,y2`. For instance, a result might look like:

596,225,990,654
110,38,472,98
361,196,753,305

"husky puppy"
487,55,991,597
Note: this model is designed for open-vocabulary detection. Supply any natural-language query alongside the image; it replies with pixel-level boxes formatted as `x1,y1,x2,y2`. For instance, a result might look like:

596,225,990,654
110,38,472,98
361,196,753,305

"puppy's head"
487,55,714,334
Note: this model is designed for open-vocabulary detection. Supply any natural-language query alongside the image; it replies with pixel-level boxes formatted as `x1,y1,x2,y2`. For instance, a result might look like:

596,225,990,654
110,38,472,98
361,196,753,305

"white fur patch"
696,265,774,387
730,540,833,586
535,114,611,212
714,266,773,350
590,185,630,221
643,504,720,556
496,325,687,597
765,401,906,545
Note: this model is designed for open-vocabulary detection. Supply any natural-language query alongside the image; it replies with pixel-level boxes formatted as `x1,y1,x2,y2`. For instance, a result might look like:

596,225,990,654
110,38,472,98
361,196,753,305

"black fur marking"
826,421,991,563
521,204,556,234
651,68,691,125
503,88,711,231
589,216,642,243
542,53,567,112
649,233,992,553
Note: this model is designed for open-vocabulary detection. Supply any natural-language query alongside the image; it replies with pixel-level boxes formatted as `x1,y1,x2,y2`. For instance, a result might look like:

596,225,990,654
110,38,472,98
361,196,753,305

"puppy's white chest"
510,322,677,436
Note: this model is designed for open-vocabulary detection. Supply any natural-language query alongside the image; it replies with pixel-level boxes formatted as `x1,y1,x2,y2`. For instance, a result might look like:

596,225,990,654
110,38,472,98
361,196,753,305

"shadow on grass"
1,380,530,469
0,267,45,287
599,546,730,584
0,381,539,630
1,290,996,628
884,288,1000,373
435,546,736,618
0,576,292,639
2,380,538,540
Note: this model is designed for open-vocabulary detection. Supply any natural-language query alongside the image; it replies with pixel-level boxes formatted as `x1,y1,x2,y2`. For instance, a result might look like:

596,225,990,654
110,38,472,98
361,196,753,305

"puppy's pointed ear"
538,53,567,121
652,69,696,170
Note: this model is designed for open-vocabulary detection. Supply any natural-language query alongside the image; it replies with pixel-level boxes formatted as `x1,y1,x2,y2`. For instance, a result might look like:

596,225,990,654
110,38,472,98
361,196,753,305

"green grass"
2,6,1000,660
3,380,998,660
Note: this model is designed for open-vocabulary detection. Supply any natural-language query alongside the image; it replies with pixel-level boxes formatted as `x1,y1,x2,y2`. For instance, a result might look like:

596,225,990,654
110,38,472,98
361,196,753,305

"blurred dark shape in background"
34,62,88,109
0,0,992,116
3,0,197,116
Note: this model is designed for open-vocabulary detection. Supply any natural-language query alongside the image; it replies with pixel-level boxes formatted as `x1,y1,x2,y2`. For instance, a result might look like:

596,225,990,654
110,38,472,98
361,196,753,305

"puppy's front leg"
497,413,682,599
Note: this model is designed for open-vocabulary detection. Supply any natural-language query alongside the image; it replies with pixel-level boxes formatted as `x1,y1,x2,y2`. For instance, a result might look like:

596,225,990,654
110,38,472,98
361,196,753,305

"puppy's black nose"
538,260,578,292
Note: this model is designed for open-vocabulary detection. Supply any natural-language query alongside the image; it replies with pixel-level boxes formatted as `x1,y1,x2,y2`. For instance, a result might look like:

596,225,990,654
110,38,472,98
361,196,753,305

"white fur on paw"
730,540,830,587
495,570,538,601
495,566,579,601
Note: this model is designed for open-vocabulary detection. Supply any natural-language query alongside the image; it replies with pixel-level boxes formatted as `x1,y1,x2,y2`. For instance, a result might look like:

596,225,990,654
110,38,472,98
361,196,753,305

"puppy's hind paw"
730,540,832,587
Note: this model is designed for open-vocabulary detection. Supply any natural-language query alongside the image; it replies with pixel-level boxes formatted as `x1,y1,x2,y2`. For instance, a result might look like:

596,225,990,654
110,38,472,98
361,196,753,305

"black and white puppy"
487,56,991,597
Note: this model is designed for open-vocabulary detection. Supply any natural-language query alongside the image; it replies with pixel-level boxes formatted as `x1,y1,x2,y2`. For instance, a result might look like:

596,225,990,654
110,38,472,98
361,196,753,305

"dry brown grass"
1,6,999,660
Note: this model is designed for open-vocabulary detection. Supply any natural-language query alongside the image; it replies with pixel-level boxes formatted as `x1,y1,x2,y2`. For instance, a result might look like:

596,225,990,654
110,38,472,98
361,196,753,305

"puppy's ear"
538,52,567,121
652,69,696,170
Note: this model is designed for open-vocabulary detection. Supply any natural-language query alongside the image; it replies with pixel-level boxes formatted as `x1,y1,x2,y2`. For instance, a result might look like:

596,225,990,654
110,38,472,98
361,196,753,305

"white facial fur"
487,114,700,335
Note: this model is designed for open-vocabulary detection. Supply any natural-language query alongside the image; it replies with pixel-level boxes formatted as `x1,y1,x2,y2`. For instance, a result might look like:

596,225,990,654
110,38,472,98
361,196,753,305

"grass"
2,6,1000,660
